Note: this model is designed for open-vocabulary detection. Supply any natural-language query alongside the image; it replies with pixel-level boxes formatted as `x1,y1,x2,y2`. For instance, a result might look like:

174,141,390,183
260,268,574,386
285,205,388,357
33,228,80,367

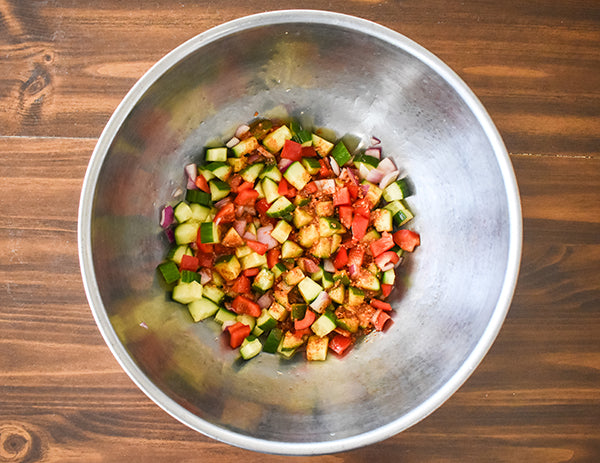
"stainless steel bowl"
78,10,521,455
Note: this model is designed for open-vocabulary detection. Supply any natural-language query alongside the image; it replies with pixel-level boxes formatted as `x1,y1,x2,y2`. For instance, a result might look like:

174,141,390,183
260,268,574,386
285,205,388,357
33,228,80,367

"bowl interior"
81,11,520,454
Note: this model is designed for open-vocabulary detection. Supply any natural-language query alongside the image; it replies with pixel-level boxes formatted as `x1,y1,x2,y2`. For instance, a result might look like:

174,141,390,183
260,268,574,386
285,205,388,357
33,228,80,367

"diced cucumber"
206,147,228,162
202,284,225,304
283,161,311,190
278,331,304,357
348,286,365,306
362,181,383,206
330,234,342,254
315,200,334,217
199,222,219,244
268,301,288,321
263,328,283,353
209,179,231,202
213,254,241,281
310,237,332,259
187,297,219,322
290,121,312,145
266,196,295,218
372,208,393,232
180,269,201,284
173,201,193,223
281,240,303,259
353,154,380,168
293,208,313,228
240,336,262,360
263,125,292,153
382,268,396,285
382,177,412,202
384,200,414,226
236,314,256,331
172,280,203,304
252,268,274,293
312,134,334,156
337,316,359,333
240,163,264,183
306,335,328,361
186,189,212,206
214,307,237,324
310,312,337,337
261,177,280,204
221,227,244,247
256,309,277,332
318,217,344,237
361,228,381,244
157,261,180,284
298,224,319,248
298,277,323,303
240,251,268,270
290,303,307,321
167,244,192,265
354,270,381,292
301,157,321,175
228,156,246,173
322,271,334,290
310,266,324,281
284,267,305,286
330,141,352,167
175,222,200,245
293,196,311,207
189,203,212,222
271,262,286,277
270,220,292,243
328,284,345,304
205,161,232,181
231,136,259,157
259,164,282,182
333,270,351,286
235,245,253,259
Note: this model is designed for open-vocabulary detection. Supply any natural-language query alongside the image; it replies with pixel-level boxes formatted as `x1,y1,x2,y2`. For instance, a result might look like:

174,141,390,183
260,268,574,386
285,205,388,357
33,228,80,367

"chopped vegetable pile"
157,117,420,361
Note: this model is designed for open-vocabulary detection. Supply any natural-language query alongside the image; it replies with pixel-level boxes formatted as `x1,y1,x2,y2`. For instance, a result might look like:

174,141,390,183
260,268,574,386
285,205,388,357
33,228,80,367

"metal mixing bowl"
78,10,521,455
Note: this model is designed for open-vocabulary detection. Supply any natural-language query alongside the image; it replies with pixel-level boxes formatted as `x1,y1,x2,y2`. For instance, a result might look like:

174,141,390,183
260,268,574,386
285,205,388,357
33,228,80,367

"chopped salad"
157,117,420,361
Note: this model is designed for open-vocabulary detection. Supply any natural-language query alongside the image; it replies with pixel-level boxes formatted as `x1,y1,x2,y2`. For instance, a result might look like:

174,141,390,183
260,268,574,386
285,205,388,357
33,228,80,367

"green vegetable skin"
156,115,421,362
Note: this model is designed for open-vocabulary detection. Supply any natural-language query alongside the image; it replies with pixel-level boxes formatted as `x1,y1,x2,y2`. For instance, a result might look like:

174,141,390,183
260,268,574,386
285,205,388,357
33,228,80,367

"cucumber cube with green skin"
271,262,286,278
353,154,380,168
263,328,283,353
298,276,323,303
213,254,241,281
301,157,321,175
361,228,381,244
268,302,288,322
293,208,313,228
157,261,180,284
180,270,202,284
281,240,304,259
310,237,332,259
185,189,212,206
173,201,193,223
235,245,252,259
263,125,292,153
205,162,232,181
330,141,352,167
330,234,342,254
205,147,228,162
283,161,311,191
187,297,219,322
214,307,237,325
278,331,305,355
306,335,329,361
202,284,225,304
284,267,305,286
189,203,212,222
382,178,412,202
312,134,334,156
256,309,277,332
362,181,383,206
261,177,280,204
259,164,282,182
322,271,334,290
382,268,396,285
266,196,295,218
293,196,310,207
240,336,262,360
328,284,345,304
236,314,256,331
240,251,267,270
348,286,365,306
175,222,200,245
252,268,275,293
310,312,337,337
240,163,264,183
209,179,231,202
172,280,203,304
336,316,359,333
271,220,293,244
228,157,246,173
232,136,259,157
290,303,307,321
354,270,381,292
372,208,393,232
167,244,192,265
384,200,414,226
199,222,219,244
298,223,319,248
318,217,344,237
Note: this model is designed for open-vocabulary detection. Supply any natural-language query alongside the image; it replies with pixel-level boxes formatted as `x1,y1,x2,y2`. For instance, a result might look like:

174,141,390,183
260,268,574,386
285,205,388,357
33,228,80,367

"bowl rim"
78,9,522,455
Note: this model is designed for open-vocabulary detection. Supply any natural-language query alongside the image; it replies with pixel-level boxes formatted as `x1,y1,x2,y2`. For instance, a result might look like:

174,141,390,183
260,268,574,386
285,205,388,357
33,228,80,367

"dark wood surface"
1,1,599,462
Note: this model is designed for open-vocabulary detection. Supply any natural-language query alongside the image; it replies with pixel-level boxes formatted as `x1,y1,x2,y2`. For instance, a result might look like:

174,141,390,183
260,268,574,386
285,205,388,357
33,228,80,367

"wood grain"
1,0,599,462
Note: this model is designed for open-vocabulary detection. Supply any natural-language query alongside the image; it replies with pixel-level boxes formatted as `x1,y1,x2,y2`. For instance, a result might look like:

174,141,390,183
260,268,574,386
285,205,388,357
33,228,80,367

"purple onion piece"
257,292,273,309
379,170,399,190
160,205,174,228
366,168,385,184
365,147,382,159
164,227,175,244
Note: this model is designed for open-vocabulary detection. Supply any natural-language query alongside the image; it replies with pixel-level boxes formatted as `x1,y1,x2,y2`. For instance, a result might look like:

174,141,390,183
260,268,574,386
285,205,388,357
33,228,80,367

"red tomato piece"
318,158,333,177
227,322,251,348
179,254,199,272
347,247,365,269
266,248,280,269
242,268,260,277
194,173,210,193
381,283,393,298
234,189,259,206
338,205,354,228
214,202,235,225
280,139,303,161
196,241,214,254
333,247,349,270
294,309,316,331
255,198,270,215
231,275,251,294
333,187,351,206
370,232,395,257
393,229,421,252
301,146,317,157
329,334,353,355
237,181,254,192
372,309,392,331
370,299,393,312
278,177,297,198
246,239,268,255
196,252,213,268
353,198,372,218
347,182,359,201
351,214,369,241
231,295,261,317
374,251,400,271
303,182,318,194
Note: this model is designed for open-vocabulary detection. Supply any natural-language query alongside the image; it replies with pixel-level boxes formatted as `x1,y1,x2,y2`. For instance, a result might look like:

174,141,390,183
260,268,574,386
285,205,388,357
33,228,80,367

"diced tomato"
347,247,365,269
333,247,348,270
228,174,244,193
370,299,393,312
301,146,317,157
333,187,351,206
280,139,303,161
338,205,354,229
196,252,213,268
231,275,251,294
278,177,297,198
179,254,199,272
246,239,268,255
372,309,392,331
293,327,312,337
370,232,395,257
266,248,280,269
303,182,318,194
374,251,399,271
393,229,421,252
294,309,316,331
329,334,353,355
237,181,254,192
333,327,352,337
214,202,235,225
351,214,369,241
381,283,393,298
353,198,372,218
318,158,332,177
231,295,261,317
227,322,251,348
242,267,260,277
255,198,270,215
194,173,210,193
196,241,214,254
347,182,359,201
234,188,259,206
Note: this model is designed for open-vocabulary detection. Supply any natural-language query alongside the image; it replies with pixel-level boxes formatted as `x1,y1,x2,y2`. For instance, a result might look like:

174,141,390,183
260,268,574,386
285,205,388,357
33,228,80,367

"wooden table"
1,1,598,461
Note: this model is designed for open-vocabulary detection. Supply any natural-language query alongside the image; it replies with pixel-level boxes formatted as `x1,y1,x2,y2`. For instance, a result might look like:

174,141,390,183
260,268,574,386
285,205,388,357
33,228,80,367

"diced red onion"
348,264,358,277
139,321,148,330
199,268,212,285
233,220,247,236
257,225,278,249
222,320,237,332
377,157,397,173
379,262,395,272
366,168,385,184
185,163,197,181
243,230,257,241
164,227,175,243
302,258,320,274
346,167,359,185
360,184,370,195
379,170,399,190
235,205,245,218
323,258,335,273
278,157,293,172
358,163,371,180
370,136,381,146
395,256,404,268
248,154,262,164
226,137,239,148
329,156,340,176
365,147,382,159
214,197,231,209
160,205,174,228
314,179,336,194
310,291,331,313
186,178,198,190
257,292,273,309
235,124,250,138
